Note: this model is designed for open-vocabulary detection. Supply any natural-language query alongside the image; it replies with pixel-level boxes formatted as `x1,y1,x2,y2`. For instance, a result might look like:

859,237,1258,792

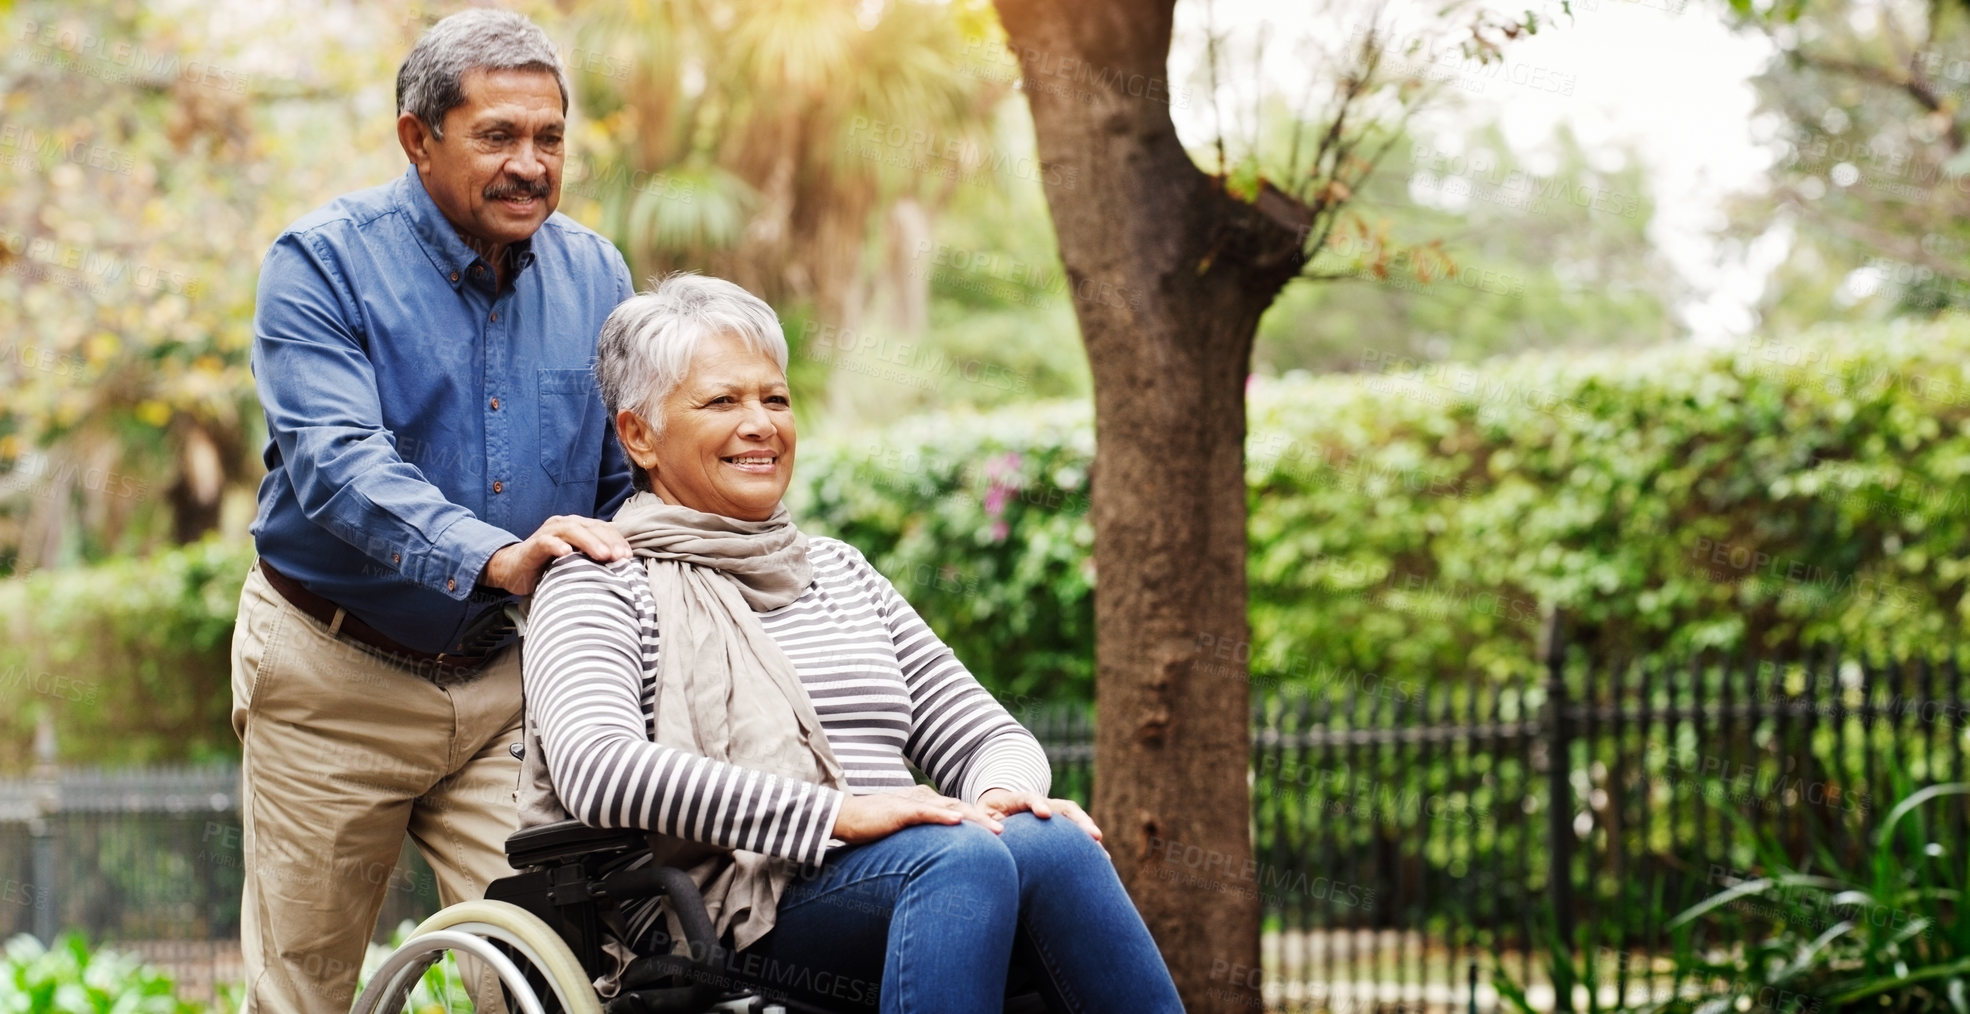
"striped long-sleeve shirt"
523,536,1053,869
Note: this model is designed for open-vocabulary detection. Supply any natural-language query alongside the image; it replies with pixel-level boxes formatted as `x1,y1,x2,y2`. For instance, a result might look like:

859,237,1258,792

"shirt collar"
395,164,540,291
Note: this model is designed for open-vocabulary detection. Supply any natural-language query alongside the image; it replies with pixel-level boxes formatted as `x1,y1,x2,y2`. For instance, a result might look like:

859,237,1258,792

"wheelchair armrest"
505,819,648,869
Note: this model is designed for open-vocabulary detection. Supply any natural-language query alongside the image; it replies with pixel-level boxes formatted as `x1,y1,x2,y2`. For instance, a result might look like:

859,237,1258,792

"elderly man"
229,10,634,1011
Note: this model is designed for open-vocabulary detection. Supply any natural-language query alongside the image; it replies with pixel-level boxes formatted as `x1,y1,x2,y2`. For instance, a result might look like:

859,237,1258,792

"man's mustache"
484,177,551,201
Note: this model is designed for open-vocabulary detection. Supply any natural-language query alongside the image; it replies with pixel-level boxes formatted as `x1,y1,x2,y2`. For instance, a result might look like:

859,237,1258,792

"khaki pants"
230,563,522,1013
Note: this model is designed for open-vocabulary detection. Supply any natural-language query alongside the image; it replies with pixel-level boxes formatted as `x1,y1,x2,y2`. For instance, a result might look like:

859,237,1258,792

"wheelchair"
350,819,1050,1014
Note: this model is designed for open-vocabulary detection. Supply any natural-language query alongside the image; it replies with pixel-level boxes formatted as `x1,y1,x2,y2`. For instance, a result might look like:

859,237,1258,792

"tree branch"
1786,188,1970,280
1790,48,1967,154
1206,0,1228,176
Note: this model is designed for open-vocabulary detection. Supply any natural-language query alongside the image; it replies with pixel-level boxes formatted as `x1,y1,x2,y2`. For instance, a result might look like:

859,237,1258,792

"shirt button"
490,312,499,323
493,480,504,494
449,271,459,282
490,397,500,410
392,552,401,563
447,578,457,592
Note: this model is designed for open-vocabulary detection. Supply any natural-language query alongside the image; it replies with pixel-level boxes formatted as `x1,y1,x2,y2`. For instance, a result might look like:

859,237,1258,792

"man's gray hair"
396,9,568,139
596,272,789,442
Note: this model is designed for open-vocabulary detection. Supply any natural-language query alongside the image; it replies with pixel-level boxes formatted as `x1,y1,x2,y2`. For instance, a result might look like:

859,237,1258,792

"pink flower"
982,450,1022,522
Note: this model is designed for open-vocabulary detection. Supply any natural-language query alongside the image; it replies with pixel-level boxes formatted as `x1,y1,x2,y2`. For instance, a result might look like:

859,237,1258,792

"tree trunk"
990,1,1306,1009
167,420,229,545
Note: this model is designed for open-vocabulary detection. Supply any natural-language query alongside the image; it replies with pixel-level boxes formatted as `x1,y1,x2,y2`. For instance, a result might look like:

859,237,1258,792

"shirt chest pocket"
538,368,601,485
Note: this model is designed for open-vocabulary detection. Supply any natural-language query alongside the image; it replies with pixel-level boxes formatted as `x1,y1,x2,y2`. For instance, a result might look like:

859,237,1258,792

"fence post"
30,713,58,945
1541,608,1576,1013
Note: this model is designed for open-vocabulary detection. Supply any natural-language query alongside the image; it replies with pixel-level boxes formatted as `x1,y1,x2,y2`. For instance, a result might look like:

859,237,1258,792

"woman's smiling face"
632,330,795,521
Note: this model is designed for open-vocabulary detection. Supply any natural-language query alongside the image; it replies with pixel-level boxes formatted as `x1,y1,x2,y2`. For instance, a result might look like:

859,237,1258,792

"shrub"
0,933,205,1013
1245,317,1970,683
1649,781,1970,1014
0,538,249,771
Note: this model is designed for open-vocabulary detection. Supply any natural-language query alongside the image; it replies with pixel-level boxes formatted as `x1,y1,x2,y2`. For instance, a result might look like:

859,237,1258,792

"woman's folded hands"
831,783,1001,844
978,788,1105,851
829,783,1105,854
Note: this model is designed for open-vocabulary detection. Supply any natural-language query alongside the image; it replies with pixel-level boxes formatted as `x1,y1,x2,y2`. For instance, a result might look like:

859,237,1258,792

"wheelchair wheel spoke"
350,900,601,1014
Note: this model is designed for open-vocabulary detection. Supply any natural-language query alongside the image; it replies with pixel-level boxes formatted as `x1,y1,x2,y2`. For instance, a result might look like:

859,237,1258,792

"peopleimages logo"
0,123,136,175
846,117,1079,191
0,454,150,503
1145,836,1376,909
17,20,253,93
963,39,1193,109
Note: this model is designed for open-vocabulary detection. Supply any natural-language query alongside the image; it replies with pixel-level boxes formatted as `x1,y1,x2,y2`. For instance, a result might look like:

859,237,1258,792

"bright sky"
1167,0,1779,344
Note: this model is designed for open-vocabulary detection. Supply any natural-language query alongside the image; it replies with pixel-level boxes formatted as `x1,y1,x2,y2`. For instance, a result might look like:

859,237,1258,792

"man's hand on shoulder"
481,515,632,596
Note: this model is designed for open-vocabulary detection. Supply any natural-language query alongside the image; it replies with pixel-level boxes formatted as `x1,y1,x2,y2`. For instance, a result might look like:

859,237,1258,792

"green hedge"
0,537,246,772
1242,317,1970,682
801,316,1970,699
7,318,1970,769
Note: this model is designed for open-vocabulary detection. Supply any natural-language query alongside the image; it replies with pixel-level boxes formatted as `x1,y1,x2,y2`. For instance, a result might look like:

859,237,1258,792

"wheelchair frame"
352,819,1051,1014
352,819,806,1014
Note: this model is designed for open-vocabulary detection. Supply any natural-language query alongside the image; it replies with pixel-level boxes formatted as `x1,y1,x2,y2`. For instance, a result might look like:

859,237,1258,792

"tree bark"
167,419,231,545
990,1,1306,1009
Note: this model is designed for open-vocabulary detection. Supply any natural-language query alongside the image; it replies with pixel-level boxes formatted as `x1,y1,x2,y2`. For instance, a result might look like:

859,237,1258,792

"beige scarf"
518,491,846,953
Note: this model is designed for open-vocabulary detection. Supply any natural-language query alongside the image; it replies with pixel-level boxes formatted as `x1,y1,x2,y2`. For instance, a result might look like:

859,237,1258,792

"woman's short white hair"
595,272,789,435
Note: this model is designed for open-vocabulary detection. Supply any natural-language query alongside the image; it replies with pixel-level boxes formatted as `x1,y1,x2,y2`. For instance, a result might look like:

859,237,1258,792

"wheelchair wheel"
351,899,604,1014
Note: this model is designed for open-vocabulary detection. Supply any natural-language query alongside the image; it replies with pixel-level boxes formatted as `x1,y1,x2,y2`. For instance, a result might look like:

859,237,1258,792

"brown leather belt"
257,560,503,683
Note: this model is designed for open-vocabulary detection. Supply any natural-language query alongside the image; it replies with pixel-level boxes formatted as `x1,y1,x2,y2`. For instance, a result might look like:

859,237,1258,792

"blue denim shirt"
249,165,635,654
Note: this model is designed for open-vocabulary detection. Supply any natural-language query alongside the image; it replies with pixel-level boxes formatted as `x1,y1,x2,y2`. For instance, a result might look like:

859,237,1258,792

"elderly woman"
519,273,1182,1013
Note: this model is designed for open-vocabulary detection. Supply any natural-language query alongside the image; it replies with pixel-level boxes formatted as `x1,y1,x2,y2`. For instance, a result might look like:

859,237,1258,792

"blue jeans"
736,813,1183,1014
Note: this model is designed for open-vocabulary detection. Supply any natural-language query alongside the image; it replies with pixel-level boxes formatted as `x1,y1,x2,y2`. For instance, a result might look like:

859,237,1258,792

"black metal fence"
0,751,447,1000
1239,642,1967,1013
1025,639,1969,1013
3,647,1964,1010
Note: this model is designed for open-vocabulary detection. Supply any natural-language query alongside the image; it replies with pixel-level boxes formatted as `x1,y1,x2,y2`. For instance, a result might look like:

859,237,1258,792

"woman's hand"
978,788,1105,848
831,785,1003,845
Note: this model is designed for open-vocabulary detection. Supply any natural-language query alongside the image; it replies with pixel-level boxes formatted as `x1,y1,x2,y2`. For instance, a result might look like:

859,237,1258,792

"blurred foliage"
13,319,1970,768
806,146,1093,429
0,0,416,567
1263,122,1687,374
564,0,1003,322
1652,782,1970,1014
0,933,205,1013
811,316,1970,703
1246,317,1970,679
0,537,245,771
1726,0,1970,328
